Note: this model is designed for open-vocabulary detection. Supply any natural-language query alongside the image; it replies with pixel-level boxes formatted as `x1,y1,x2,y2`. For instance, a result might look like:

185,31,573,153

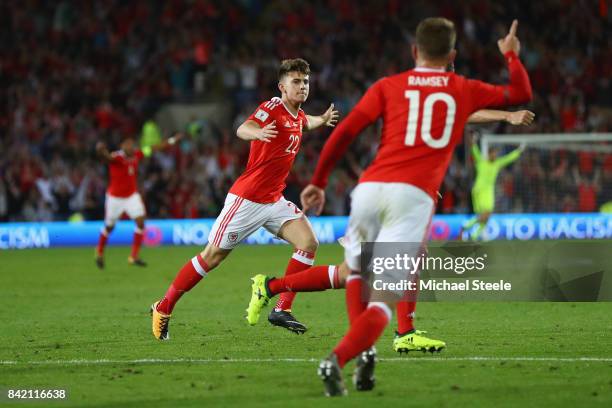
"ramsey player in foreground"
248,18,532,395
150,59,339,340
95,135,181,268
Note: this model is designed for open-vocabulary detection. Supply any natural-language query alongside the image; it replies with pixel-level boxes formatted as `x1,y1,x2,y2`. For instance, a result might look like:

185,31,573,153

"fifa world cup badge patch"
228,232,239,243
255,109,269,122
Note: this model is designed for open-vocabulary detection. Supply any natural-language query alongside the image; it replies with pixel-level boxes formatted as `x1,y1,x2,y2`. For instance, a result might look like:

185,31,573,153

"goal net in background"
477,133,612,214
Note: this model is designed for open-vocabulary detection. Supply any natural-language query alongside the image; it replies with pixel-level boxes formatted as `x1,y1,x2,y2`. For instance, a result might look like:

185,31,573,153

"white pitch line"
1,356,611,366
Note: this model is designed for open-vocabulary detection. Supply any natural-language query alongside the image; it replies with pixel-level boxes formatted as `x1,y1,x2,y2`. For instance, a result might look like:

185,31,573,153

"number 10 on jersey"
404,90,456,149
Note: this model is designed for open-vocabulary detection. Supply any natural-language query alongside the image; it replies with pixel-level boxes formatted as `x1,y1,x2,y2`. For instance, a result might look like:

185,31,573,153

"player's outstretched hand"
470,131,479,144
256,121,278,143
300,184,325,215
497,19,520,55
322,103,339,127
95,141,112,161
168,132,185,145
507,110,535,126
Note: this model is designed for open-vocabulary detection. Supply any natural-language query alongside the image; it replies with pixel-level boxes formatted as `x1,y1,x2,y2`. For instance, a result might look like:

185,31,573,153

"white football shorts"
341,182,434,273
208,193,303,249
104,192,146,226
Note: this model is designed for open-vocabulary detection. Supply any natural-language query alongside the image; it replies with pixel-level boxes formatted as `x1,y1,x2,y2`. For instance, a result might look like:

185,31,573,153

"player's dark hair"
278,58,310,81
416,17,456,60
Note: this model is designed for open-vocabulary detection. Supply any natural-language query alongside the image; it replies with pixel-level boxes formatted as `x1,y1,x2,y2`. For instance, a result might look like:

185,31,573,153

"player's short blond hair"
278,58,310,81
416,17,456,60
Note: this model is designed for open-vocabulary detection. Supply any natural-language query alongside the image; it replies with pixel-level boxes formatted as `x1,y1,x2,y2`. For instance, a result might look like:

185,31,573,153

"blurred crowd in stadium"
2,0,611,221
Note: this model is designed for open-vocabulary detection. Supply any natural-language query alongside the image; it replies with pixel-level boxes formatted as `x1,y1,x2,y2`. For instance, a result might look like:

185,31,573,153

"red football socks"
397,300,417,334
333,303,391,368
96,227,109,256
131,228,144,259
156,254,209,314
268,265,339,295
345,274,367,325
275,249,315,311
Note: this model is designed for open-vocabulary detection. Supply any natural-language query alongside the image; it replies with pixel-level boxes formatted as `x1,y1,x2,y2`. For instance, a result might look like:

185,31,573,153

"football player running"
151,59,339,340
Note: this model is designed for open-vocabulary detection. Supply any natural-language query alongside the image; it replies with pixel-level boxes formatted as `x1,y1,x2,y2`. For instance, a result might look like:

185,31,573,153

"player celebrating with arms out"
250,18,532,395
95,134,181,269
151,59,339,340
459,133,528,240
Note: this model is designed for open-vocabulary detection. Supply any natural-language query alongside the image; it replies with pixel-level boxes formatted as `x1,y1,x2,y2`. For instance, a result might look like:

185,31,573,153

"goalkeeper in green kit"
460,133,528,241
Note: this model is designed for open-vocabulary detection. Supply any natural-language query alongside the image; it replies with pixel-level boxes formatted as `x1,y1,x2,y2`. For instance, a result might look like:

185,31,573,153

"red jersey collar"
413,67,446,73
281,99,300,119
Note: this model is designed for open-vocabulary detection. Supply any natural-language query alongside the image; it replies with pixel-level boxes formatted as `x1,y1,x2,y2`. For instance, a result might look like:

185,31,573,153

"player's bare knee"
299,235,319,253
105,224,115,233
337,263,352,287
135,217,145,230
279,218,319,253
200,245,231,270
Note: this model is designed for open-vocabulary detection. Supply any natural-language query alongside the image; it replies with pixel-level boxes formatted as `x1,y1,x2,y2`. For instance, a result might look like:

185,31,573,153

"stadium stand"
1,0,611,221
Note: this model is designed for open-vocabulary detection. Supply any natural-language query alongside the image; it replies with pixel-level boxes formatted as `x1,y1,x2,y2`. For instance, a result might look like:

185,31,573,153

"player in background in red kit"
248,18,532,395
151,59,339,340
95,134,181,269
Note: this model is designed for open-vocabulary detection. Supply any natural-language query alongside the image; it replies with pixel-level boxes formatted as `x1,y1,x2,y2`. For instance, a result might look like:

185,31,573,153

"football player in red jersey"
150,59,339,340
95,135,180,269
248,18,532,395
308,17,532,396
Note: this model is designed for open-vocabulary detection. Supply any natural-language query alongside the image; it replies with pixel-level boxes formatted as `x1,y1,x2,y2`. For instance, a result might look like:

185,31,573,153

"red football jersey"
107,150,144,197
311,51,532,199
229,97,308,203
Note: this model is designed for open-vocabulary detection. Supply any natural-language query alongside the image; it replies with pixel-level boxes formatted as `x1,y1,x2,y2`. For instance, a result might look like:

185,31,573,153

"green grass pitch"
1,244,611,407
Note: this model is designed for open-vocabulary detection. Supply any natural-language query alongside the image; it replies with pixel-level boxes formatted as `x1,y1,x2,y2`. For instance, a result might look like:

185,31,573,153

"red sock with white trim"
397,300,417,334
397,280,419,334
333,303,391,368
274,249,315,311
268,265,339,294
96,227,110,257
131,227,144,259
345,274,367,325
156,254,209,314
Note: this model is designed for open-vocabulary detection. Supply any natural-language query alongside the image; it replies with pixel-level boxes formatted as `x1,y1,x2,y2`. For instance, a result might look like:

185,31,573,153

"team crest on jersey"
227,232,239,243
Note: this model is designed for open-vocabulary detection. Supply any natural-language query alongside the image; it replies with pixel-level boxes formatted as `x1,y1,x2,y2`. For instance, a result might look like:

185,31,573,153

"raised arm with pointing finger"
302,19,533,215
